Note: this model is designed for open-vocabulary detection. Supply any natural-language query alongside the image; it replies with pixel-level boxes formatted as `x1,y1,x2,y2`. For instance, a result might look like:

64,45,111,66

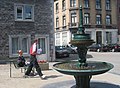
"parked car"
88,44,110,52
108,44,120,52
88,44,101,52
66,45,77,54
55,46,70,58
100,44,110,52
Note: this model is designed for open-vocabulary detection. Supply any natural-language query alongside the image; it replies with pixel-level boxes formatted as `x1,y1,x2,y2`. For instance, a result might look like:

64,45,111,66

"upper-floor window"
63,15,66,26
15,4,34,21
62,0,66,10
84,13,90,24
106,0,111,10
84,0,89,8
106,15,111,25
56,17,59,28
70,0,76,7
96,14,101,24
96,0,101,9
71,12,77,24
56,3,59,13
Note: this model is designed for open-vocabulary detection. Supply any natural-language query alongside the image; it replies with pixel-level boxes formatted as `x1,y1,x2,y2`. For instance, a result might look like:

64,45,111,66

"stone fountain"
53,6,113,88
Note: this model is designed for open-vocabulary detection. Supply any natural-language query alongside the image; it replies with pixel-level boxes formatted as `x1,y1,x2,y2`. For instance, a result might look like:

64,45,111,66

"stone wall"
0,0,55,60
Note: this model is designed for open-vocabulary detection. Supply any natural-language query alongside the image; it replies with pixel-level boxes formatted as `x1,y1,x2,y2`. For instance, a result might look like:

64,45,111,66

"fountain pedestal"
74,75,91,88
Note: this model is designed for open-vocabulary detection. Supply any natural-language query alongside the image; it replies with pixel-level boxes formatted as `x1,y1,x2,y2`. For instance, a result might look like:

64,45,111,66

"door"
96,31,102,44
36,36,49,61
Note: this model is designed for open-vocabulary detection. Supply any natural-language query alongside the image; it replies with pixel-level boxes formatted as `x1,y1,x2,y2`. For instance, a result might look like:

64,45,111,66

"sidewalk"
0,62,120,88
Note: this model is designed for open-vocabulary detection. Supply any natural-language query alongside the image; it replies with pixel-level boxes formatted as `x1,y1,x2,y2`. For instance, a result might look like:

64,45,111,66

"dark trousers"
25,55,43,76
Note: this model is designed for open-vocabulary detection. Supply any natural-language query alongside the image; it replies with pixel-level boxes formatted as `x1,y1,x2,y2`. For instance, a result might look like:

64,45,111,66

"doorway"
36,35,49,61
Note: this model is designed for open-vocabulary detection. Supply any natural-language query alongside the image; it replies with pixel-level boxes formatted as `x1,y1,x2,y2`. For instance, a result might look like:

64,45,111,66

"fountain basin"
53,61,113,76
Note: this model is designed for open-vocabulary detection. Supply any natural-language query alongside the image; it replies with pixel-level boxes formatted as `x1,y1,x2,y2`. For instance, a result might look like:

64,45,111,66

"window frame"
70,0,76,7
14,4,34,21
96,0,101,9
62,15,66,26
96,14,101,25
71,12,77,24
9,35,31,57
56,3,59,13
62,0,66,10
106,15,111,25
84,0,89,8
84,13,90,24
56,17,59,28
106,0,111,10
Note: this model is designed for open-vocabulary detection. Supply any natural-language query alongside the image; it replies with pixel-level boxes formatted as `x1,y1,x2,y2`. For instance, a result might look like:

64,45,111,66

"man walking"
24,39,46,79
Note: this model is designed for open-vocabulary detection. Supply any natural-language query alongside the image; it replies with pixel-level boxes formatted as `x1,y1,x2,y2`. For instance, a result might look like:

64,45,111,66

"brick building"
0,0,55,61
54,0,118,46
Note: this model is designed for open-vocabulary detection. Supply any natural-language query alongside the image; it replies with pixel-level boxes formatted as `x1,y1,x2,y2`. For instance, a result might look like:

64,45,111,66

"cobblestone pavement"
0,52,120,88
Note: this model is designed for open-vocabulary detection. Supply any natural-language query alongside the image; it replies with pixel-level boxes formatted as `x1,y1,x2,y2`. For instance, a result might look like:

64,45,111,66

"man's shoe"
40,75,46,79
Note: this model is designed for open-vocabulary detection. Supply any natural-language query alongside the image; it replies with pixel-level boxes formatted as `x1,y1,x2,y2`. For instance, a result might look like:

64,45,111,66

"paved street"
0,52,120,88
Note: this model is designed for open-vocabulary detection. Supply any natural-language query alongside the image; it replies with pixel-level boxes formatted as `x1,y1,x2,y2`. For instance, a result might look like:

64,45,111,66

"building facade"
0,0,55,61
54,0,118,46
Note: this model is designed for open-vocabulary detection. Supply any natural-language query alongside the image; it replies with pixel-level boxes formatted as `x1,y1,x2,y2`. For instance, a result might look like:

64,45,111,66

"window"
62,0,66,10
96,0,101,9
106,0,111,10
71,12,77,26
9,35,30,57
56,33,60,46
15,4,34,21
106,32,112,44
56,17,59,28
70,0,76,7
84,13,90,24
56,3,59,13
62,32,67,45
106,15,111,25
38,38,46,54
96,14,101,24
84,0,89,8
63,15,66,26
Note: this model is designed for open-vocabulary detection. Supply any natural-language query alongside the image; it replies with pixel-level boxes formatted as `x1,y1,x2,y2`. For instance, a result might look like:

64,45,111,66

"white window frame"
84,13,90,24
106,15,111,25
63,15,66,26
9,35,31,57
62,0,66,10
71,12,77,24
14,4,34,21
96,14,101,24
56,3,59,13
56,17,59,28
70,0,76,7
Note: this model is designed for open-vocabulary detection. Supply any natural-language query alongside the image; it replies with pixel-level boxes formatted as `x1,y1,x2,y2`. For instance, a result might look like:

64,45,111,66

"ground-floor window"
9,35,31,57
62,32,67,45
55,33,60,46
106,32,112,44
38,38,46,54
